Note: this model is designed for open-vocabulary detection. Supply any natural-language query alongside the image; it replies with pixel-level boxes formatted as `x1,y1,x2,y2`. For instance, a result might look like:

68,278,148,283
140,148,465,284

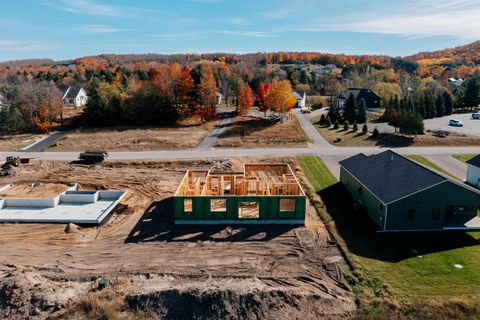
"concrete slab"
0,189,127,225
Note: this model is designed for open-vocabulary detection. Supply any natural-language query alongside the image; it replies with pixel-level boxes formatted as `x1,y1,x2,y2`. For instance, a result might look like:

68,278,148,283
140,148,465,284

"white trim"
383,205,388,231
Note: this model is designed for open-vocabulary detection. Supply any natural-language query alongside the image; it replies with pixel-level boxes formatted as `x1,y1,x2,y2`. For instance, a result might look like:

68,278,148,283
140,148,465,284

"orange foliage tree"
33,106,53,133
198,67,217,121
236,82,253,115
265,79,296,120
256,82,270,116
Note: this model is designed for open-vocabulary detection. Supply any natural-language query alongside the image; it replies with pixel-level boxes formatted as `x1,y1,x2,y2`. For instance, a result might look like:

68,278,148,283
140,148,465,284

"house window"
432,208,440,220
184,199,193,213
280,199,296,212
357,186,363,195
238,201,259,219
211,199,227,212
407,209,415,220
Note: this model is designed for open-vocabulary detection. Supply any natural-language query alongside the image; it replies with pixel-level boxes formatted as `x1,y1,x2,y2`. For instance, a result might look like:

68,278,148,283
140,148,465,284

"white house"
62,86,88,107
215,91,224,106
466,155,480,187
448,78,464,91
293,91,306,108
312,64,342,75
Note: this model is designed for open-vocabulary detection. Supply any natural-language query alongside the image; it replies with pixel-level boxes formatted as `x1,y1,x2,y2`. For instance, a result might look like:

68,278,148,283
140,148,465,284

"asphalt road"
3,111,480,161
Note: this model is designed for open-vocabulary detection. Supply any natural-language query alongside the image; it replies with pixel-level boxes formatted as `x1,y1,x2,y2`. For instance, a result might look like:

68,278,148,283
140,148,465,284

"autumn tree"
256,82,270,117
33,106,52,132
236,82,253,115
265,79,296,121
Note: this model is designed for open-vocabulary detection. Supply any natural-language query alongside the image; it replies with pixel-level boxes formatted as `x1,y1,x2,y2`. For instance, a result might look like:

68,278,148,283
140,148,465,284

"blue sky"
0,0,478,62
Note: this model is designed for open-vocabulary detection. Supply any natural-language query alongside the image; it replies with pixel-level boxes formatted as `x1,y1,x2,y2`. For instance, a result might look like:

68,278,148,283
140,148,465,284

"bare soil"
215,116,308,148
48,121,220,151
0,158,354,319
0,133,43,151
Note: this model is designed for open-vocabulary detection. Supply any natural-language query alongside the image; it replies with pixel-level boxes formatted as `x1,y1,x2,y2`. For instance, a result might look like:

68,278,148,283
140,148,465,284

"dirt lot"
0,158,354,319
0,133,44,151
0,183,68,198
317,126,480,147
215,116,308,148
48,121,219,151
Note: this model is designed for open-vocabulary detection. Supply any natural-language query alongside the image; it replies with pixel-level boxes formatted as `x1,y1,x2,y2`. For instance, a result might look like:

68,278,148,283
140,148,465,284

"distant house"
466,155,480,188
62,86,88,107
340,150,480,232
293,91,306,108
312,64,342,75
215,91,224,106
448,78,464,92
336,88,381,111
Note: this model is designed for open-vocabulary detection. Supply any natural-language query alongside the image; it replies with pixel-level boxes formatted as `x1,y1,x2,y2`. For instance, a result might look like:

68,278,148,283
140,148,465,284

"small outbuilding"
340,150,480,232
466,155,480,188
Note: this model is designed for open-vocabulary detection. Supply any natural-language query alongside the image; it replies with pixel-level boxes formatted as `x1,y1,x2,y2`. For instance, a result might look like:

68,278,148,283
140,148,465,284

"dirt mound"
127,276,353,320
0,268,91,320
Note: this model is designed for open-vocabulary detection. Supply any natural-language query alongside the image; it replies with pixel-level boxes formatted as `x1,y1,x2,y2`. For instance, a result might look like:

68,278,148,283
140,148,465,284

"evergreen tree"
333,119,339,129
325,114,331,127
425,95,436,119
435,94,445,118
343,120,349,131
328,106,340,123
318,114,326,126
461,78,480,110
398,110,424,135
353,121,358,132
362,124,368,135
299,70,310,85
417,96,426,119
442,91,453,115
372,127,379,137
343,93,357,123
356,98,367,123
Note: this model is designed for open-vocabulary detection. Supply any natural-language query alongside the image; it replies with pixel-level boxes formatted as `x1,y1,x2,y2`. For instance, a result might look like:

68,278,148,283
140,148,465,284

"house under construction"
174,163,306,224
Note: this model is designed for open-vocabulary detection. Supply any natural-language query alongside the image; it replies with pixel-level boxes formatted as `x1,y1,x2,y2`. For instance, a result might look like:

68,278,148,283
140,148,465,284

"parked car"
449,119,464,127
472,112,480,119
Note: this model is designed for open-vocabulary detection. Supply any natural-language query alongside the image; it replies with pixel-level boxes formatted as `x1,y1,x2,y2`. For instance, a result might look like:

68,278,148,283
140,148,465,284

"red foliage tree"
256,82,270,116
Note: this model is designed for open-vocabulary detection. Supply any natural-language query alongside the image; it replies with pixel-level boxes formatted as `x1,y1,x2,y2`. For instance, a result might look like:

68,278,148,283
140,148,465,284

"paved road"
2,111,480,161
21,131,69,152
196,113,233,150
424,155,468,180
291,109,331,147
424,113,480,137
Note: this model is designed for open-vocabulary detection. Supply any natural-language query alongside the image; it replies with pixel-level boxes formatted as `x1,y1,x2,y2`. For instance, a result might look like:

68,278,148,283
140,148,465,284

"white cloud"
81,25,130,33
48,0,122,16
0,40,54,52
312,0,480,39
216,30,280,38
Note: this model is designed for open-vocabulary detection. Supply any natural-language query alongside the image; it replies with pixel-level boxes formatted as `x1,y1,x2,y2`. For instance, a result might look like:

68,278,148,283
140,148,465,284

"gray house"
339,150,480,232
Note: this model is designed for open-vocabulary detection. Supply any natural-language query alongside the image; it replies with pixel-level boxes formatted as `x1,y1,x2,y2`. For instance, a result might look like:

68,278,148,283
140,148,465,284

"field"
315,124,480,148
47,121,219,151
0,158,354,319
298,156,480,318
0,133,43,151
215,116,308,148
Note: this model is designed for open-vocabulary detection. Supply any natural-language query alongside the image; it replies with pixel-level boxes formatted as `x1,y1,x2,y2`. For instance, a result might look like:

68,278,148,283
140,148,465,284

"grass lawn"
407,155,460,180
453,154,476,163
297,155,480,301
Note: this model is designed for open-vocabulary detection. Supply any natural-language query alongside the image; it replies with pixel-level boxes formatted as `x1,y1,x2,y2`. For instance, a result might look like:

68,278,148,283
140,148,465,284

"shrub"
319,114,326,125
325,114,332,127
343,120,349,131
353,121,358,132
333,120,340,129
362,124,368,134
372,127,379,137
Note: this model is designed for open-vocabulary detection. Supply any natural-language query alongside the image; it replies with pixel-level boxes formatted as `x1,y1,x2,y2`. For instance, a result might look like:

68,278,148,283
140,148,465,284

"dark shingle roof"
339,150,447,204
64,86,82,100
338,88,380,100
466,155,480,168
